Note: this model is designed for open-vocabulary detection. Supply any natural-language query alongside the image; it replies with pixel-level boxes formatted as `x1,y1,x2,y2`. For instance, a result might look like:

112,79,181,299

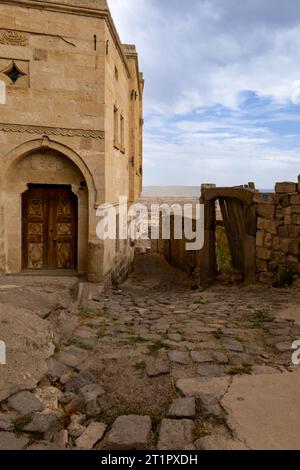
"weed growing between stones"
227,363,253,376
13,414,33,434
134,361,146,371
147,341,169,356
213,329,224,340
250,309,274,327
192,420,210,440
71,340,93,351
79,306,109,319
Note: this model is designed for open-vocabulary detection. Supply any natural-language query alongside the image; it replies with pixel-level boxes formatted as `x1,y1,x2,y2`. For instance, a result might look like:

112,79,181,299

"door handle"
53,237,57,242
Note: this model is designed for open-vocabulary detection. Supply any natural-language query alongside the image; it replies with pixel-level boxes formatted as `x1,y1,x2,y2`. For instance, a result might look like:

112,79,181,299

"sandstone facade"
0,0,143,283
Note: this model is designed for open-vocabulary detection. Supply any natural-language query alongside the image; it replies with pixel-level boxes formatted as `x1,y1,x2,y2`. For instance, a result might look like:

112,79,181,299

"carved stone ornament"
0,123,104,140
0,29,28,46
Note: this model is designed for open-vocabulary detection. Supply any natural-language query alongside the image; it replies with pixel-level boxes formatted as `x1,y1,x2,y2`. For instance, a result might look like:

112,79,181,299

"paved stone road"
1,253,300,450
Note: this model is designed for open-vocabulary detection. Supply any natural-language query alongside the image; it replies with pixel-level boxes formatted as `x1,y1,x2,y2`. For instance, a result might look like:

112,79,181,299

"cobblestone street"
1,253,300,450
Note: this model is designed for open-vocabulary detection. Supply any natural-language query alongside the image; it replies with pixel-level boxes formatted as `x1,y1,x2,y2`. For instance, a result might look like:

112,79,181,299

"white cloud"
110,0,300,110
291,80,300,104
108,0,300,187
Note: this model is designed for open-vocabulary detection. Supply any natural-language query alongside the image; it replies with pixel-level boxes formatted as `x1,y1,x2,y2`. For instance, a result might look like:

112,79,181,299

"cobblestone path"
1,253,300,450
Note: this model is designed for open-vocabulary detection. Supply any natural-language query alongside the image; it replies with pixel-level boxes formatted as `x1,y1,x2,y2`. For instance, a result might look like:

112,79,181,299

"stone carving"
28,199,43,217
57,200,72,217
0,123,104,140
0,30,28,46
31,153,64,171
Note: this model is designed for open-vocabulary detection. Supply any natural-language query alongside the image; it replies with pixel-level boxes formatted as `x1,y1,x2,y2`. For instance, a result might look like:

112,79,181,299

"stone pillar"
71,184,88,273
87,241,104,283
5,183,28,273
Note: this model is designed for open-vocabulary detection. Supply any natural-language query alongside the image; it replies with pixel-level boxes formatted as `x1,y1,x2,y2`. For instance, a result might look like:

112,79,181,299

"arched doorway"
2,142,91,274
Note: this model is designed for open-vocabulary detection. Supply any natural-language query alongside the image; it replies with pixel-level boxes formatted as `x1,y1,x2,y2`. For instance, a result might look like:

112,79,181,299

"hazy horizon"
141,185,274,197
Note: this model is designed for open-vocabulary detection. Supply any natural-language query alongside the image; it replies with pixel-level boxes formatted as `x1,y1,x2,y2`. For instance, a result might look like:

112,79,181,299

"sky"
109,0,300,189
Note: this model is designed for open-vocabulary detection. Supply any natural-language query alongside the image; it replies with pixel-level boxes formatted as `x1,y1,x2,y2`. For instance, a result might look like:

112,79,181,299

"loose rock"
65,371,96,394
191,351,212,363
68,414,86,438
8,391,44,415
213,352,229,364
168,351,190,365
0,415,14,432
34,386,62,411
274,342,292,353
168,398,196,419
223,340,244,353
75,422,107,449
46,358,68,382
0,432,29,450
53,430,68,448
146,358,170,378
199,394,224,418
107,415,151,450
24,413,58,435
78,384,106,417
158,419,194,450
197,364,225,377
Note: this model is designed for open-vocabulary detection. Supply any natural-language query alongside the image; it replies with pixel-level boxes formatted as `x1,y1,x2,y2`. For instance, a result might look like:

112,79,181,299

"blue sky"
109,0,300,189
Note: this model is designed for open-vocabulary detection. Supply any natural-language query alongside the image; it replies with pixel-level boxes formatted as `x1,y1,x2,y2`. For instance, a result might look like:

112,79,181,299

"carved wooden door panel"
48,187,77,269
22,185,77,270
22,186,46,269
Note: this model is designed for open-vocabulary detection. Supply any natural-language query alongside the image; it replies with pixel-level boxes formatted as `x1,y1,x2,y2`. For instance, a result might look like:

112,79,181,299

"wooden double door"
22,185,78,270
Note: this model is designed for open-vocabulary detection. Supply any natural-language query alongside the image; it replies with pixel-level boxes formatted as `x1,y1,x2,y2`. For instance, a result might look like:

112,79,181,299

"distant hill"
142,186,200,197
142,186,274,197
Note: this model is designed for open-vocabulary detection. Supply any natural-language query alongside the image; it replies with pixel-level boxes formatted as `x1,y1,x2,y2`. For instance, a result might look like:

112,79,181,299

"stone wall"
151,214,200,282
153,177,300,288
255,177,300,286
0,0,143,283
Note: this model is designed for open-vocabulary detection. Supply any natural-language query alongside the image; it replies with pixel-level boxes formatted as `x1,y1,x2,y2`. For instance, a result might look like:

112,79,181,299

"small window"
120,115,124,151
114,105,119,148
3,61,26,84
114,66,119,80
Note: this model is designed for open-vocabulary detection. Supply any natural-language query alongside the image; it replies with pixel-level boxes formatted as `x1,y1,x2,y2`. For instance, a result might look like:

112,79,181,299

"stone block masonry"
152,176,300,287
0,0,144,284
255,175,300,285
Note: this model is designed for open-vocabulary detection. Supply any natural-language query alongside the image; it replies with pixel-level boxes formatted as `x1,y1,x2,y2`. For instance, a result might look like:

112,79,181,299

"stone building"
0,0,144,283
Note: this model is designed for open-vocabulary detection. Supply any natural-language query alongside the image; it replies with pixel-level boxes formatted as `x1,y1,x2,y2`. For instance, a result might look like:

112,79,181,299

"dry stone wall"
255,177,300,286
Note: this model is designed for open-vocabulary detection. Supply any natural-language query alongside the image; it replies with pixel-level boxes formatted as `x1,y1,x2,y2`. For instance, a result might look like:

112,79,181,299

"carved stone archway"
0,138,93,273
0,137,96,198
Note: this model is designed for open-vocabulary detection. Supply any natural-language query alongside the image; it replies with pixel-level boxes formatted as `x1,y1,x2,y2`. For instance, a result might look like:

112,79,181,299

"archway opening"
3,147,89,274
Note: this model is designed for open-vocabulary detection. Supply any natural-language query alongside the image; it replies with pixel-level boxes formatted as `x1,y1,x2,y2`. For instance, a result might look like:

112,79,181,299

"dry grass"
216,226,233,274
